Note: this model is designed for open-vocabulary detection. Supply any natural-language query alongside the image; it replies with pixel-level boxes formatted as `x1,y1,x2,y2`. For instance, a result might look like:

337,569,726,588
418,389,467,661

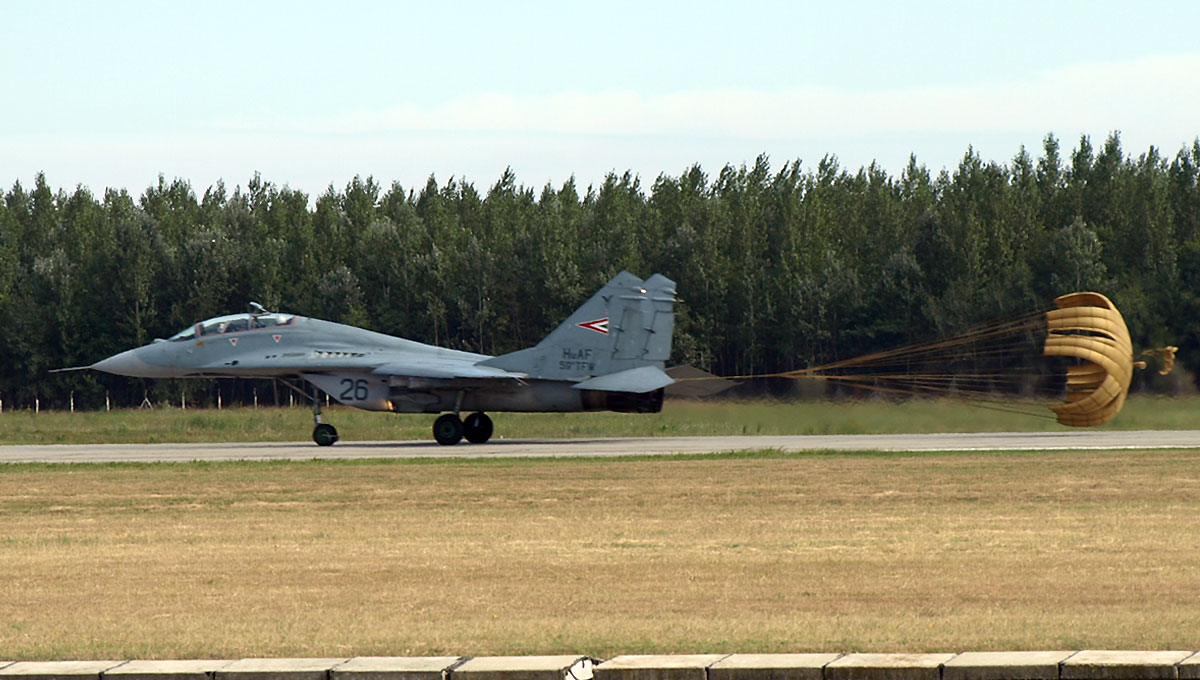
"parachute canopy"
1042,292,1133,427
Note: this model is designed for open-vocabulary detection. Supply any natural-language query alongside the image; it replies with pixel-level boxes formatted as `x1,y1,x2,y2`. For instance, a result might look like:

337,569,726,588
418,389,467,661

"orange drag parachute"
1042,292,1133,427
690,290,1164,428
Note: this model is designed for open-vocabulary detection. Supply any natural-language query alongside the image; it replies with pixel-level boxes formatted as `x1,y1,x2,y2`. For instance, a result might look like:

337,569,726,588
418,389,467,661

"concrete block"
0,662,127,680
332,658,462,680
709,654,841,680
1176,654,1200,680
826,654,956,680
1062,651,1194,680
593,655,729,680
450,656,592,680
102,660,235,680
216,659,350,680
943,652,1076,680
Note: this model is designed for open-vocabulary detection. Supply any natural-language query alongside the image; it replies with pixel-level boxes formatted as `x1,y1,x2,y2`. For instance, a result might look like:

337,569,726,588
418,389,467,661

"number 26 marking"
339,378,369,401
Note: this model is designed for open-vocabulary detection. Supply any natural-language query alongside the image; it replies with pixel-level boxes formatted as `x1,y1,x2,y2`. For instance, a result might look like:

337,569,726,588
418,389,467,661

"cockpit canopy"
168,313,296,342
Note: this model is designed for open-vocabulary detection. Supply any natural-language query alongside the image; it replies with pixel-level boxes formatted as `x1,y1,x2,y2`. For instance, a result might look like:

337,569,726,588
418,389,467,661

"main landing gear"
433,412,493,445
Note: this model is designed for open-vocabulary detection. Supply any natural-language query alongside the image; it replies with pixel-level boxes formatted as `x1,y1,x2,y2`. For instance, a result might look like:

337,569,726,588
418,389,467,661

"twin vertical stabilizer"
479,271,676,391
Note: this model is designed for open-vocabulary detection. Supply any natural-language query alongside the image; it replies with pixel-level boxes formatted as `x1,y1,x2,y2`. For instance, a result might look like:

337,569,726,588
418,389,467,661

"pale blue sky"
3,0,1199,197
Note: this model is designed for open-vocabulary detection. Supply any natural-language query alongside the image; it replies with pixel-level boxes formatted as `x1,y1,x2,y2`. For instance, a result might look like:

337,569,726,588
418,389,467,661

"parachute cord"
817,376,1057,420
792,311,1047,374
675,307,1052,383
669,305,1069,423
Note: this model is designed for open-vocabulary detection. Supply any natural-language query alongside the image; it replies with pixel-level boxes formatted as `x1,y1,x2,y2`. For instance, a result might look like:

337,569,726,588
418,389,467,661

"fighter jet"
79,272,677,446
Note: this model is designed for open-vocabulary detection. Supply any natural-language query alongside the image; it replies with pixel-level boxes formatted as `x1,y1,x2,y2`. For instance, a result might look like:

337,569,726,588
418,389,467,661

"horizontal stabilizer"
664,365,739,398
571,365,673,393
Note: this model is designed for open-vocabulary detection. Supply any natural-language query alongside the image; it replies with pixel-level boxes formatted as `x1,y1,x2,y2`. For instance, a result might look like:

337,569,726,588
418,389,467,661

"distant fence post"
35,397,39,414
105,391,110,412
70,391,75,413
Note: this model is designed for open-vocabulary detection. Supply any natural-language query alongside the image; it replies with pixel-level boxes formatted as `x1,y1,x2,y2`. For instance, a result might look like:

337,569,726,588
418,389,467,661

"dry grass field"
4,448,1200,660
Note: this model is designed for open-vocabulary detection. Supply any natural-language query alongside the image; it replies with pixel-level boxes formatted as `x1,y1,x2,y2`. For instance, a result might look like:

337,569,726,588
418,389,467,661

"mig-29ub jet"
81,272,677,446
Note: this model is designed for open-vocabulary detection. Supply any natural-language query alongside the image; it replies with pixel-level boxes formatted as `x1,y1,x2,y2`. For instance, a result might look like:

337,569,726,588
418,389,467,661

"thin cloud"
7,54,1199,198
212,53,1200,144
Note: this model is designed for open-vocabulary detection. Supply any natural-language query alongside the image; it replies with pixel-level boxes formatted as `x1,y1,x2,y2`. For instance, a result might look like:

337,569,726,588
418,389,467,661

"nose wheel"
313,423,339,446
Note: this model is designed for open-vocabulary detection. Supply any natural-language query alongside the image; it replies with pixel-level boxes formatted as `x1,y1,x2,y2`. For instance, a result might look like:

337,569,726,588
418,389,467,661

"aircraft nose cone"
92,348,162,377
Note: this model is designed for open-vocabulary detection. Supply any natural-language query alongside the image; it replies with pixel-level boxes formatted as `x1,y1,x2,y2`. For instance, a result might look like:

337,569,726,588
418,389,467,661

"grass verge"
0,394,1197,445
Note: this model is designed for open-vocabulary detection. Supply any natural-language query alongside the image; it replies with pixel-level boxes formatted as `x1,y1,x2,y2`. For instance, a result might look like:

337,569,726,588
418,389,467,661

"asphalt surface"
3,430,1200,463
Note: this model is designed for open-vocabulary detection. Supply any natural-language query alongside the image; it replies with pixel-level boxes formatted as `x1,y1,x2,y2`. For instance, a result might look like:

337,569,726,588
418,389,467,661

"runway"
3,430,1200,463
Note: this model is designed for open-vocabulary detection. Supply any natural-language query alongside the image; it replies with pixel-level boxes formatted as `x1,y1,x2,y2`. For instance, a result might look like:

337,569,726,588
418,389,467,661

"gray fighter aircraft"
81,272,676,446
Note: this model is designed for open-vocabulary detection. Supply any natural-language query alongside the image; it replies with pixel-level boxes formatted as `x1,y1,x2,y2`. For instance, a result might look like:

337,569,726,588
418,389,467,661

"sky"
3,0,1200,199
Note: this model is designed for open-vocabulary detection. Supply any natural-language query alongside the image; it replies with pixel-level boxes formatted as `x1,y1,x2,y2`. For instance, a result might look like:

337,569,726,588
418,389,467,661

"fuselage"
91,312,663,415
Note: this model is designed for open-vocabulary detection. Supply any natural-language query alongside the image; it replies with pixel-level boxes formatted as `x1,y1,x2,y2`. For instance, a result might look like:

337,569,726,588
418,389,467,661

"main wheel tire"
463,412,494,444
313,423,339,447
433,413,464,446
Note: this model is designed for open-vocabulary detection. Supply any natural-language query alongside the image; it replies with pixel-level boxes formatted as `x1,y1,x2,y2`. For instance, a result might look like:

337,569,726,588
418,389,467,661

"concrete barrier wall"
4,653,1200,680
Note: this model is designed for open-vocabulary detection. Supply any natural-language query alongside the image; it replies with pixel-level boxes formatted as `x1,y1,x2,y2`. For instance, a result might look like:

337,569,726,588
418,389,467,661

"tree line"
2,132,1198,410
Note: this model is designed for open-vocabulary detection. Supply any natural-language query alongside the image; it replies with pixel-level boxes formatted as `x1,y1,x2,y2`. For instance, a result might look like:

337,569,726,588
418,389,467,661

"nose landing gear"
275,378,340,447
311,386,338,446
